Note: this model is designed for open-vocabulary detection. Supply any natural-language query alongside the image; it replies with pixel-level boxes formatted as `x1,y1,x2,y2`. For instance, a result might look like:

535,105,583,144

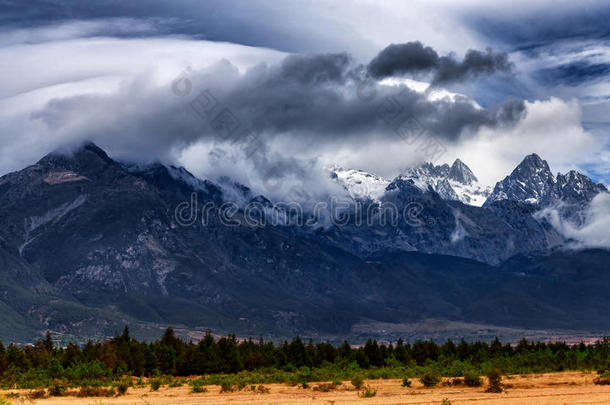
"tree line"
0,327,608,389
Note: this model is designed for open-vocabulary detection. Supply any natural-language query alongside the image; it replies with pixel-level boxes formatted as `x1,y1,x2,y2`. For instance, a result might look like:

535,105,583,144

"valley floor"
4,371,610,405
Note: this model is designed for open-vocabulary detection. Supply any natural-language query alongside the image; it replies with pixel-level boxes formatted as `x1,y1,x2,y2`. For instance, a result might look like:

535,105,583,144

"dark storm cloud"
367,41,514,85
279,53,352,84
31,51,525,164
367,42,439,78
433,48,514,85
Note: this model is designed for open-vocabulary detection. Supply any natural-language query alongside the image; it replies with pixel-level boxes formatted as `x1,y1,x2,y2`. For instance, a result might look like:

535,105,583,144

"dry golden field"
3,371,609,405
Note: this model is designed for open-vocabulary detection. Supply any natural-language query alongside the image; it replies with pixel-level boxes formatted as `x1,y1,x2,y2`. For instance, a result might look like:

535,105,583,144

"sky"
1,0,609,193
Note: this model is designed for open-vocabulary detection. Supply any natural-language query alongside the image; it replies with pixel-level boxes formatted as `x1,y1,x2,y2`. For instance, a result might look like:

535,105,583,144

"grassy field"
2,371,609,405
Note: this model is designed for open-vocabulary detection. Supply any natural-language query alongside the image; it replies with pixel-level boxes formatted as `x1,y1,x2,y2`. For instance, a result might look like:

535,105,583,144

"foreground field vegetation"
0,327,609,400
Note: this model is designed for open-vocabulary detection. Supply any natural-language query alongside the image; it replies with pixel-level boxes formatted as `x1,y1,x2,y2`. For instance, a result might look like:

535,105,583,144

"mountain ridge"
0,143,608,343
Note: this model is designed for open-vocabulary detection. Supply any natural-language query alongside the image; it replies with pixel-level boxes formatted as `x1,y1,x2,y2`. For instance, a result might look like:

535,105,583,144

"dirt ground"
3,371,609,405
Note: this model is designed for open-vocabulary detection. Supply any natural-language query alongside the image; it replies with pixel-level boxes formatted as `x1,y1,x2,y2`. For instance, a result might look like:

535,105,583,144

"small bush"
598,371,610,379
0,398,13,405
256,384,270,394
485,368,503,393
464,371,482,387
351,375,364,389
76,386,115,398
301,382,310,389
401,377,412,387
169,379,183,387
150,378,162,391
441,399,452,405
359,385,377,398
220,382,236,393
420,370,442,387
594,377,610,385
28,390,47,400
313,382,338,392
49,381,67,396
116,379,130,396
449,378,463,386
191,380,207,393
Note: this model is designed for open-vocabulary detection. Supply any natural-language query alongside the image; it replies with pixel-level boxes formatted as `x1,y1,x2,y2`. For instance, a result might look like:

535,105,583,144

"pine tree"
0,339,7,373
44,331,54,353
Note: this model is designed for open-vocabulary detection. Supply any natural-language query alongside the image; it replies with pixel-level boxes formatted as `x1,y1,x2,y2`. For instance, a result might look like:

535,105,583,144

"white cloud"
536,193,610,249
0,24,286,175
0,18,604,197
450,97,599,185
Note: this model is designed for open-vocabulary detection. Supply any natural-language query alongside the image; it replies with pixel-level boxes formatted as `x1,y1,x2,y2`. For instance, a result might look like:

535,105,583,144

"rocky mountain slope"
0,143,608,343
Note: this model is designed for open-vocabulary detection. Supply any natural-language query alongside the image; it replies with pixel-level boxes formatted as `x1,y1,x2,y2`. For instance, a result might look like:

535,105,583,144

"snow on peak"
331,159,491,207
331,167,390,201
398,160,491,206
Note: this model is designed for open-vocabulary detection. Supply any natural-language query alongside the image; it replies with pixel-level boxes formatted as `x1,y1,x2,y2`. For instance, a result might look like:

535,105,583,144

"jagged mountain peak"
398,159,490,206
485,154,606,207
512,153,553,178
448,158,478,185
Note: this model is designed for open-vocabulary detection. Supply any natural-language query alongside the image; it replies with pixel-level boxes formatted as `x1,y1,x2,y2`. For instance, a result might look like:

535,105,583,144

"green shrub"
116,379,130,396
464,371,482,387
420,370,442,387
485,368,503,393
0,398,13,405
359,385,377,398
351,375,364,389
150,378,162,391
220,382,235,393
191,380,207,393
49,381,67,396
401,377,412,387
169,378,183,387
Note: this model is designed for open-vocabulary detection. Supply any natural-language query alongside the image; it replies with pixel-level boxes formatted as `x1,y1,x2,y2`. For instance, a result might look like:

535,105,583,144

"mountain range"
0,142,608,343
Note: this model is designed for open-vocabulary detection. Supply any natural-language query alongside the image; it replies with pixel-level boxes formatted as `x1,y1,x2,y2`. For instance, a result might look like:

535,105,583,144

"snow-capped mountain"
2,142,609,342
484,153,607,208
330,167,390,201
398,159,492,206
331,159,491,206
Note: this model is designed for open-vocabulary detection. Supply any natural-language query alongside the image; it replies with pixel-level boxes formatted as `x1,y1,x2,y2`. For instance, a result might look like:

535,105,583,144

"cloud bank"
368,41,514,85
536,193,610,249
